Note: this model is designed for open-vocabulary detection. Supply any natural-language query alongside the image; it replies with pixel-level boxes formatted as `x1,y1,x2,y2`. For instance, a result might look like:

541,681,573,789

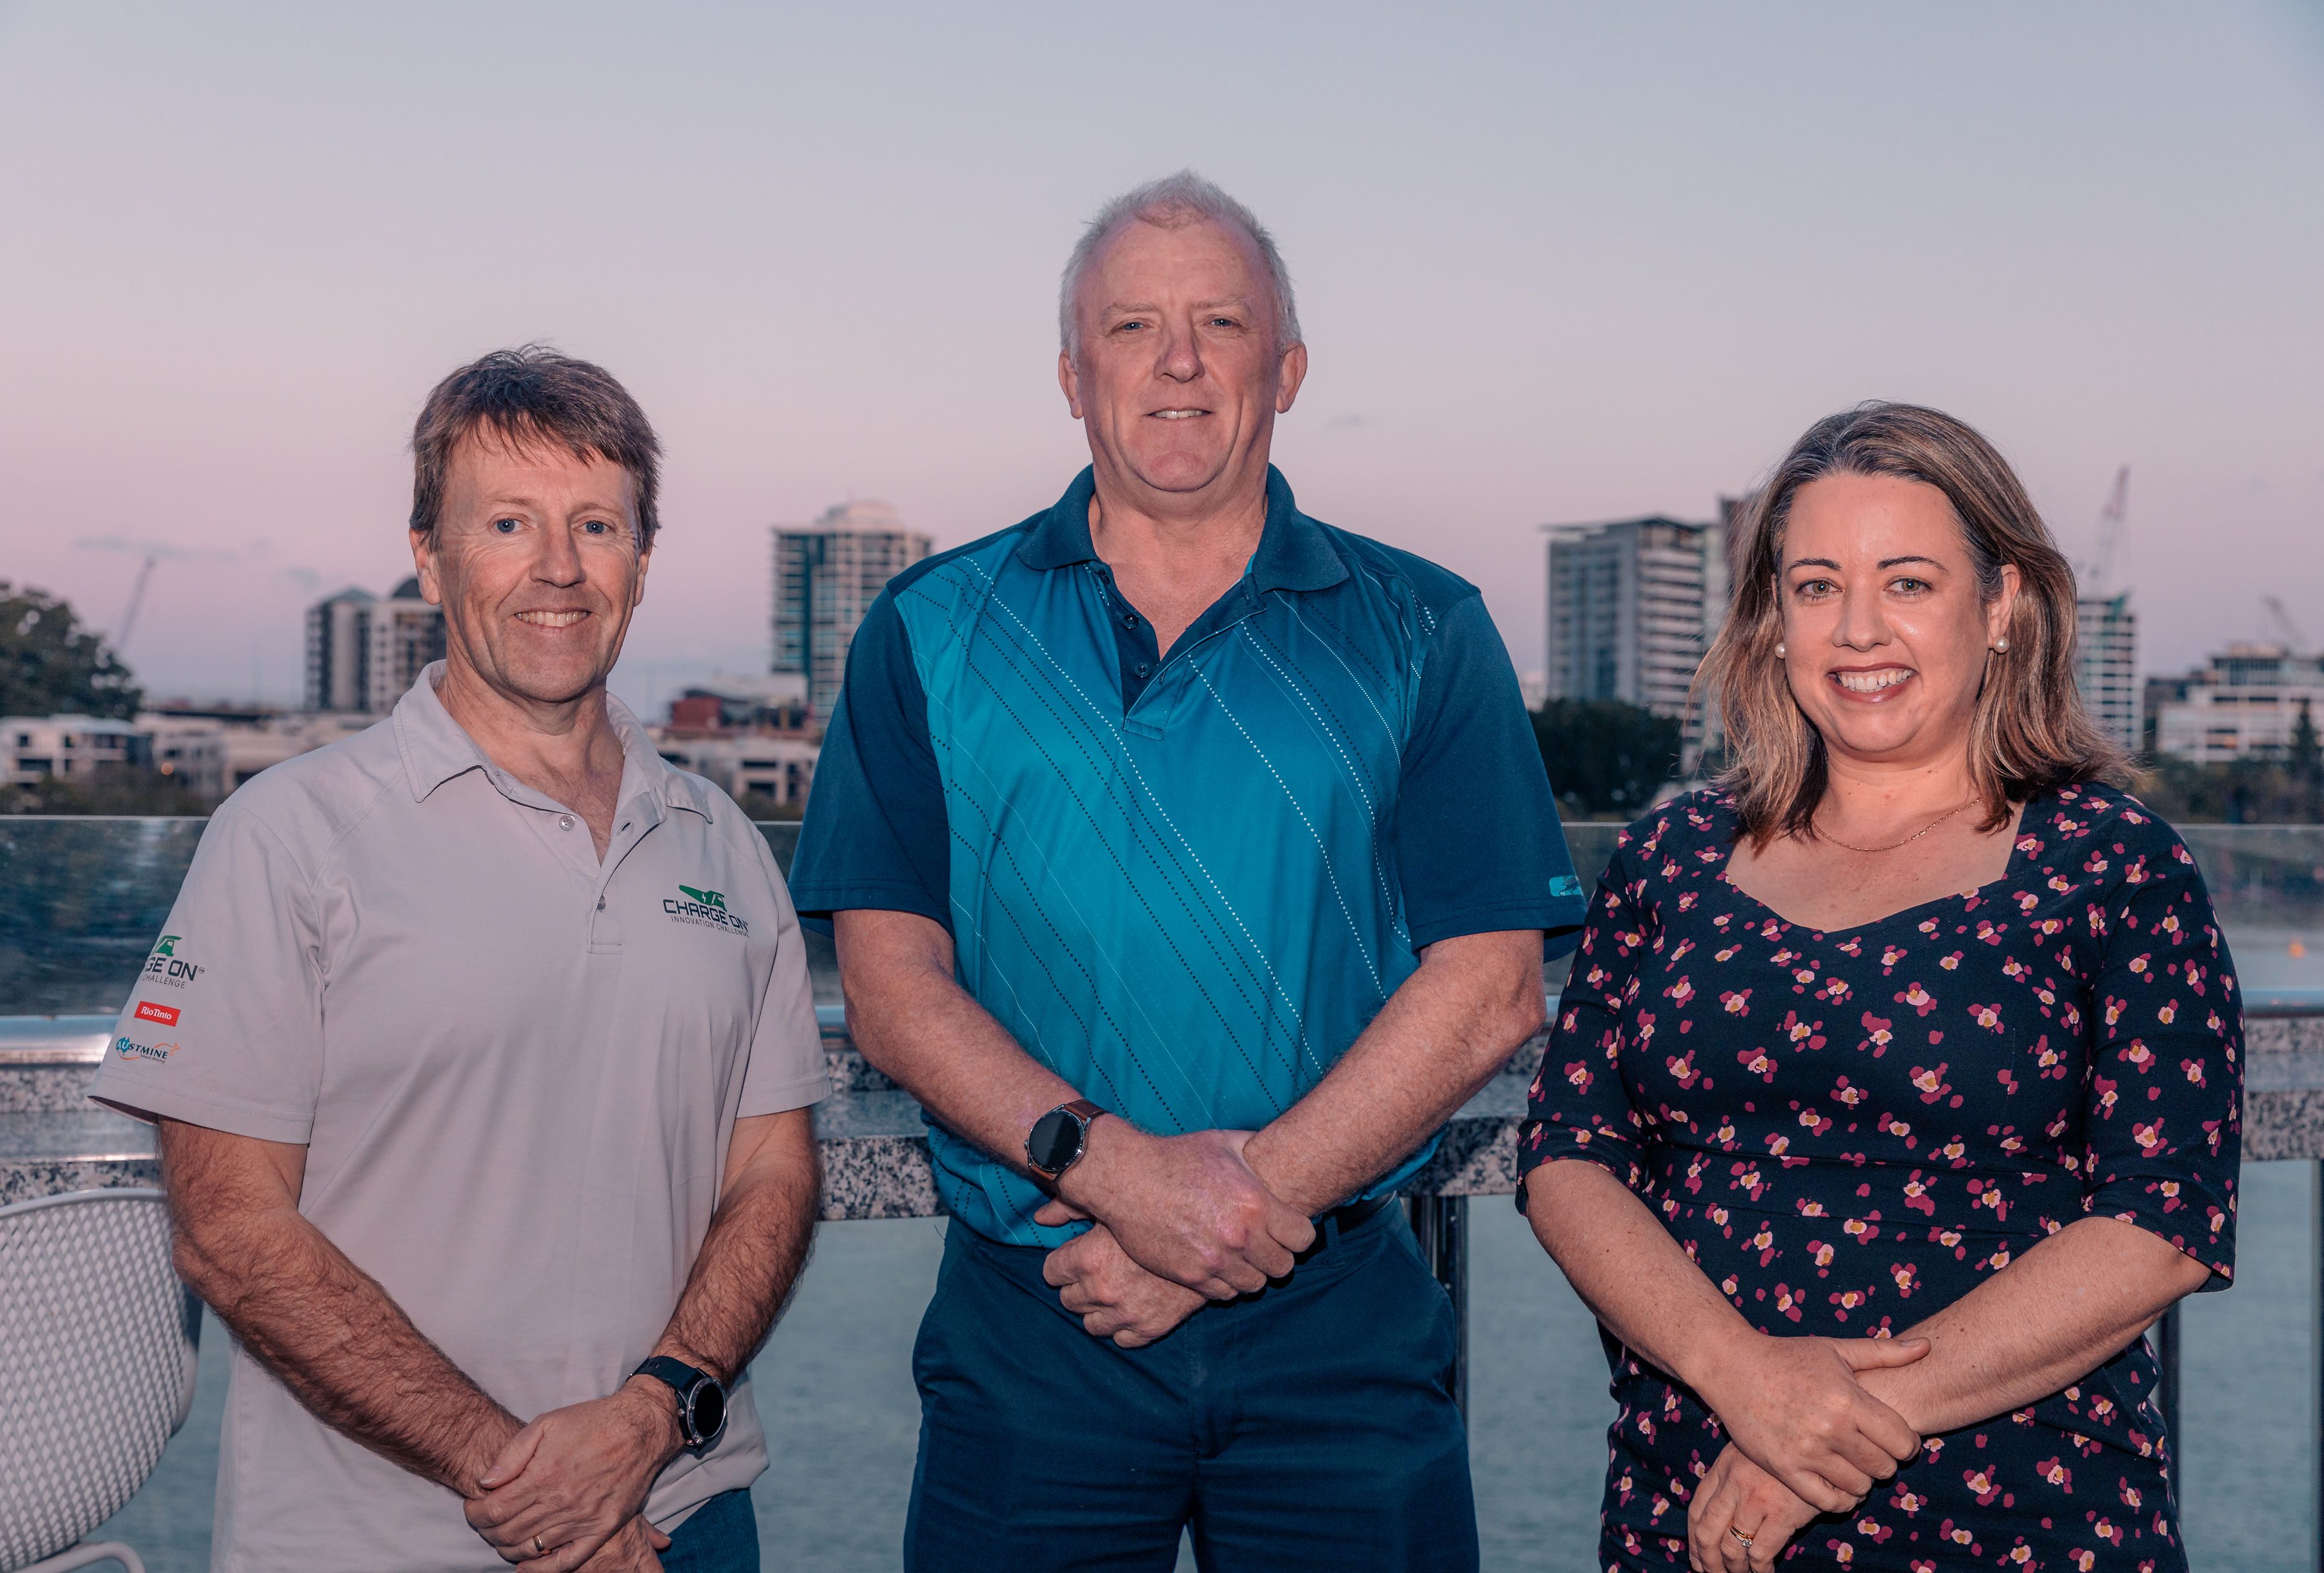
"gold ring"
532,1537,546,1557
1729,1526,1755,1548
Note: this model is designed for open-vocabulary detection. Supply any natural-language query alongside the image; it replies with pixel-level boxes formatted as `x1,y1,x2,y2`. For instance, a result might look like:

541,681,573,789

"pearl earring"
1993,637,2010,653
1775,643,1786,658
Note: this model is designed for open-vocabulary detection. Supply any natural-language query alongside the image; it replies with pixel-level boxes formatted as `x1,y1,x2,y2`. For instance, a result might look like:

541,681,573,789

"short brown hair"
1699,401,2127,846
409,345,662,551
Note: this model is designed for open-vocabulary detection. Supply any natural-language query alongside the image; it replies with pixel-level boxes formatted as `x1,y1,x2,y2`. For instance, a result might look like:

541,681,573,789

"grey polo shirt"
90,665,828,1573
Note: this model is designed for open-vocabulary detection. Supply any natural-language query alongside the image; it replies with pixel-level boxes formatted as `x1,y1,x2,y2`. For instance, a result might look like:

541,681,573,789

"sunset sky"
3,1,2319,715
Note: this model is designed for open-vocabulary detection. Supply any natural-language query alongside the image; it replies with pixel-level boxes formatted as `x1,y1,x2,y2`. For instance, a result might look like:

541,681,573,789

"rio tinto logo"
133,1001,180,1027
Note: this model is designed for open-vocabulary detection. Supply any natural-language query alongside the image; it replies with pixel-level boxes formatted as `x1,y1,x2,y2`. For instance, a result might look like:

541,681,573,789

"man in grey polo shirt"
91,347,827,1573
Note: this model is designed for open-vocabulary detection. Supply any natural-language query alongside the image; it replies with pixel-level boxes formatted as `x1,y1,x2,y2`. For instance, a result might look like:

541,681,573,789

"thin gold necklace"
1815,800,1973,855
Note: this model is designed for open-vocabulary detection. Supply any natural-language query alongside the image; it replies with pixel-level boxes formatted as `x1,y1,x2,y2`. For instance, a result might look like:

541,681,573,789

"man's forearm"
163,1123,517,1495
1241,930,1545,1213
651,1108,822,1382
837,911,1081,1180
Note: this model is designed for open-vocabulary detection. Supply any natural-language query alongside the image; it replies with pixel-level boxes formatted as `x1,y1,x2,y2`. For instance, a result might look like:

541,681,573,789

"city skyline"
3,3,2319,719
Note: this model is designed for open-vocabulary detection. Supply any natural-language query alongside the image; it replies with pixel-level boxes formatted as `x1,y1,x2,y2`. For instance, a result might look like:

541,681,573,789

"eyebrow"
482,494,626,514
1784,555,1948,572
1101,295,1255,318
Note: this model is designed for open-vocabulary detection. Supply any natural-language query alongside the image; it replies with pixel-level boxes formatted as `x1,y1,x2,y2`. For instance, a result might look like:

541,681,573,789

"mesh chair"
0,1189,201,1573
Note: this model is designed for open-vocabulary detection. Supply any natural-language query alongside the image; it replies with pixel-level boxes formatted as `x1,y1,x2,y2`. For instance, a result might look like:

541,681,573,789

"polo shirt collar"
391,662,717,821
1016,465,1349,594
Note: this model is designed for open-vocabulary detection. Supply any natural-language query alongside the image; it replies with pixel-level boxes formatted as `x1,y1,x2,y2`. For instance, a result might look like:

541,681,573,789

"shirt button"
1123,612,1139,628
1135,662,1152,678
557,815,575,831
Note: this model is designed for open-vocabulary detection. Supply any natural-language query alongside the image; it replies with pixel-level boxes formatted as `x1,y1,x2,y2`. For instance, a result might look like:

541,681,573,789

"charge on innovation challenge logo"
142,934,204,988
664,884,749,936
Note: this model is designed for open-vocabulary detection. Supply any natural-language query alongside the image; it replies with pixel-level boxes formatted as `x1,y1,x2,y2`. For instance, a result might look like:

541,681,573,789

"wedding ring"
1729,1526,1755,1548
532,1536,546,1557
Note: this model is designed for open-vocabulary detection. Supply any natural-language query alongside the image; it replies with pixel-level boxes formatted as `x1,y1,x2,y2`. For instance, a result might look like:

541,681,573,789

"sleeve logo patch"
666,884,749,935
116,1037,176,1063
142,935,204,988
133,1001,181,1026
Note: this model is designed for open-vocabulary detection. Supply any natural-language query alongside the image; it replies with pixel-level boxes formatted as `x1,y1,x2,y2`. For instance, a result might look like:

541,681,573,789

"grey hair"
1057,170,1302,358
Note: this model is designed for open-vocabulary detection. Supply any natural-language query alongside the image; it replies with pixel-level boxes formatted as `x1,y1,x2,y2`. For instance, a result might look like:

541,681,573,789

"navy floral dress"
1518,784,2243,1571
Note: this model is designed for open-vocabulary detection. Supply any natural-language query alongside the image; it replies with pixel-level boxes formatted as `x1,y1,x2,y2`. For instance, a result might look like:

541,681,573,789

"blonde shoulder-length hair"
1699,402,2128,847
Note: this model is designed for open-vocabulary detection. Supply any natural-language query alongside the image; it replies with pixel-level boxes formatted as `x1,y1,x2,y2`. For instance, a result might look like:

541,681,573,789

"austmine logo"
115,1036,176,1063
665,884,748,935
143,935,203,988
134,1001,180,1027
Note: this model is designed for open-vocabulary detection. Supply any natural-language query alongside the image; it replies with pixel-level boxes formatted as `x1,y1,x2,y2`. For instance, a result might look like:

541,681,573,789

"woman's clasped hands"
1684,1328,1931,1572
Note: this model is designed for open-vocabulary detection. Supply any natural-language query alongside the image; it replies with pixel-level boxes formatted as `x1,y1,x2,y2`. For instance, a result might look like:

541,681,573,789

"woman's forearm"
1855,1216,2212,1436
1525,1158,1757,1392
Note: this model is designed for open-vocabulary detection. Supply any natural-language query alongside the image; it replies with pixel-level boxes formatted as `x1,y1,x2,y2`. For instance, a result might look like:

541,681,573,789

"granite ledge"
10,1023,2324,1217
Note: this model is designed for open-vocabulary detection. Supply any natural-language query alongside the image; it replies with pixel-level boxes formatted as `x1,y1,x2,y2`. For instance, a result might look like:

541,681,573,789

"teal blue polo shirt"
791,465,1585,1244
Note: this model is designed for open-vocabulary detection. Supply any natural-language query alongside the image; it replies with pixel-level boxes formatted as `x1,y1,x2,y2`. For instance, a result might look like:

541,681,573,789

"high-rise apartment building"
771,501,932,717
302,578,444,715
1544,516,1717,726
304,587,374,711
2074,593,2139,753
367,579,447,713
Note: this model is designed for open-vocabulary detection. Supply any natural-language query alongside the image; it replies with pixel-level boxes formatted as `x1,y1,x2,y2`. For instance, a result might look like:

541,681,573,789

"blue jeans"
660,1488,759,1573
904,1203,1478,1572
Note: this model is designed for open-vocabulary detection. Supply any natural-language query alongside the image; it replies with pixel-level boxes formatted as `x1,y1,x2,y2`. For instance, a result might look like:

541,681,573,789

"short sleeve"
788,589,951,932
737,830,833,1118
1514,840,1654,1206
2078,820,2243,1286
87,801,325,1144
1394,593,1587,953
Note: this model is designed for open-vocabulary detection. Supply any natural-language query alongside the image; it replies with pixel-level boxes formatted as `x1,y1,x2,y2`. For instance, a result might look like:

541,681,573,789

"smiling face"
1058,214,1307,508
412,430,648,709
1777,472,2019,772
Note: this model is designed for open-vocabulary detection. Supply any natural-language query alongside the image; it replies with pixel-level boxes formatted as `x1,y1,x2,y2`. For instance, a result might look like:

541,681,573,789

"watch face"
690,1380,727,1444
1028,1108,1081,1173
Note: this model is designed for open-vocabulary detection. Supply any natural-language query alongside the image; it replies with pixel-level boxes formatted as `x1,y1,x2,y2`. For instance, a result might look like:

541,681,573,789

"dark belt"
1293,1193,1397,1264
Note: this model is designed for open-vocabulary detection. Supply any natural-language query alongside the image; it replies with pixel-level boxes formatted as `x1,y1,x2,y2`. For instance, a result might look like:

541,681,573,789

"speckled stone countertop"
8,1010,2323,1215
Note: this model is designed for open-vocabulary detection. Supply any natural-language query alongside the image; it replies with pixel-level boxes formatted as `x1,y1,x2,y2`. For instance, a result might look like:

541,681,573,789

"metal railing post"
1408,1193,1469,1421
2153,1300,2182,1450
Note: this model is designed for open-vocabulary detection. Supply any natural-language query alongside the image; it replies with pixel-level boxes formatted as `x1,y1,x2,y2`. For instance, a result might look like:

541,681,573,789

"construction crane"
2262,594,2310,655
2085,466,2129,597
114,553,158,654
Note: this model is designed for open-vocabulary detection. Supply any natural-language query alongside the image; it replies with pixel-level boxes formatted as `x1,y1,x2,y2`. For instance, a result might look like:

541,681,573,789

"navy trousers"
904,1203,1479,1572
660,1488,759,1573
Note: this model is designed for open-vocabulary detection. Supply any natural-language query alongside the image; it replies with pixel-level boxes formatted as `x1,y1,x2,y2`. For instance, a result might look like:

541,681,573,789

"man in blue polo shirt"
790,171,1586,1570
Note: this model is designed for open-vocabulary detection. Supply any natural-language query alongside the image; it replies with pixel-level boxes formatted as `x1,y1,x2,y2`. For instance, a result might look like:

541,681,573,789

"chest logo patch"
666,884,749,936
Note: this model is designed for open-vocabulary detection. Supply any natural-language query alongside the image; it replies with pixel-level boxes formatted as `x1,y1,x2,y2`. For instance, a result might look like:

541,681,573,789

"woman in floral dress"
1520,403,2241,1572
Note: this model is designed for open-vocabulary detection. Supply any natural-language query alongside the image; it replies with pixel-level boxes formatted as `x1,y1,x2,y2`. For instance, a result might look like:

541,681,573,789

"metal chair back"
0,1189,198,1571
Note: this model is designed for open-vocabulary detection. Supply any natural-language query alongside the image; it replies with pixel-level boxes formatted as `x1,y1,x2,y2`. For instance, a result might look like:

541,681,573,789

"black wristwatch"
632,1355,729,1452
1025,1099,1108,1181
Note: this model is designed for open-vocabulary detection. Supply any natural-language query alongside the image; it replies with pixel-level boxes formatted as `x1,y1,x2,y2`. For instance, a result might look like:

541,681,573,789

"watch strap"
634,1354,711,1394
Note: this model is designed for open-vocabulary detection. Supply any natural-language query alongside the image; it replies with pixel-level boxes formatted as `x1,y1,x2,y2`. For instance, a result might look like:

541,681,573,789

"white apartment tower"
302,579,445,714
1544,516,1717,726
772,501,933,718
2074,593,2139,753
304,587,374,711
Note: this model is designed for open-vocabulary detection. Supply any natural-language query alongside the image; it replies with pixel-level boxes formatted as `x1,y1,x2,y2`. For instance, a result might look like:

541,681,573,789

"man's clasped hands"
452,1121,1314,1570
